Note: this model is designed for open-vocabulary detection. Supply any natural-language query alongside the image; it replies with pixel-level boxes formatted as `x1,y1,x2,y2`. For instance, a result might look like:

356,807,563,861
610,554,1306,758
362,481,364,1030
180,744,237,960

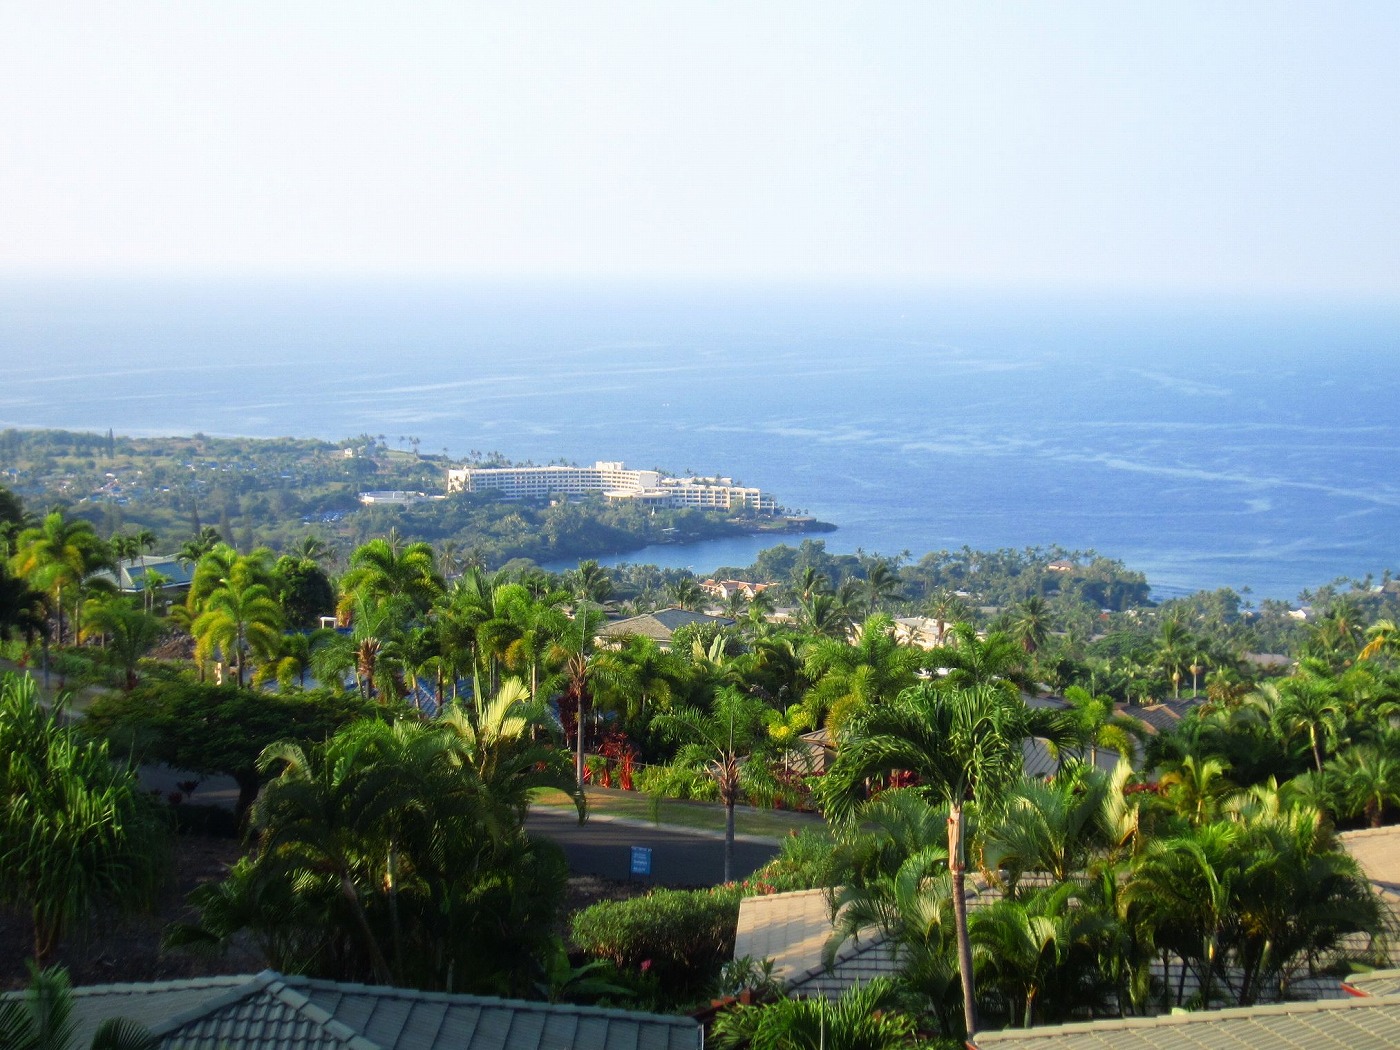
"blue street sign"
630,846,653,877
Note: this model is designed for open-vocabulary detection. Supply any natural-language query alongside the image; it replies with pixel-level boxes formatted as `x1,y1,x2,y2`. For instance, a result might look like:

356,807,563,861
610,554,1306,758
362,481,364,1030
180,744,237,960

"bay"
2,278,1397,601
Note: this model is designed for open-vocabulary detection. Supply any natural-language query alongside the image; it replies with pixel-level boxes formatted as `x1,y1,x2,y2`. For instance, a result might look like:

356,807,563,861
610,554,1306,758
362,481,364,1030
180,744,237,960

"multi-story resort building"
445,461,777,513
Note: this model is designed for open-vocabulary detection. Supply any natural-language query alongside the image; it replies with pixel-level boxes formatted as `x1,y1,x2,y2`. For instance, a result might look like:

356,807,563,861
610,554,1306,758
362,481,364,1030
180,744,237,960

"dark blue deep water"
2,280,1398,600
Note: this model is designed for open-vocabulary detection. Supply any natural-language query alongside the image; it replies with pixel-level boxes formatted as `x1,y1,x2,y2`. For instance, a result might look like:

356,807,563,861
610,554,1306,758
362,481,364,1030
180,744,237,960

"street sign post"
630,845,653,879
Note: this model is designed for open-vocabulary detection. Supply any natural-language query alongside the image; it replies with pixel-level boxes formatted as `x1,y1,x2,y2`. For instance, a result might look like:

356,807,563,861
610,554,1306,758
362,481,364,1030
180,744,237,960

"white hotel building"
445,461,777,513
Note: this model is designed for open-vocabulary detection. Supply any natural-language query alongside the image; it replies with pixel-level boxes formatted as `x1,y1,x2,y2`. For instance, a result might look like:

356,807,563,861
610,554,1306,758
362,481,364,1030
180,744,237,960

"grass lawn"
530,786,826,839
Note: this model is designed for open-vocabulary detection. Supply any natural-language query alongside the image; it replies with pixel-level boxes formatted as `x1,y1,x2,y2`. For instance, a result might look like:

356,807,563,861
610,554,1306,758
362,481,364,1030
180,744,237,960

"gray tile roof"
597,609,733,647
1342,967,1400,998
732,889,902,997
971,994,1400,1049
31,972,700,1050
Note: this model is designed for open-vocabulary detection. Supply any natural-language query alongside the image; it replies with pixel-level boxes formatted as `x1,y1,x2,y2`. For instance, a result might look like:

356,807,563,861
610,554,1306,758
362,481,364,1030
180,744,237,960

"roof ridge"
279,974,698,1026
64,973,256,999
261,974,384,1050
144,970,281,1039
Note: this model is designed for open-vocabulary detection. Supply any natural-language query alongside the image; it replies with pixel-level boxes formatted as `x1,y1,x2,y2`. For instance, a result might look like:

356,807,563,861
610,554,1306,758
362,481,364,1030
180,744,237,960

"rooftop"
19,971,702,1050
971,993,1400,1049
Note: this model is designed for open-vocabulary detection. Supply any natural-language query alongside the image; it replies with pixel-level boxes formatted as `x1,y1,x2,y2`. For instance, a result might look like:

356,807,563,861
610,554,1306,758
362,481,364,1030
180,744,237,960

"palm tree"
927,622,1033,700
568,559,613,604
802,614,922,733
10,511,109,646
653,688,788,883
439,676,583,833
546,604,610,790
862,560,902,613
666,576,706,611
1007,596,1054,655
1060,685,1142,766
1271,676,1343,773
191,561,284,687
981,765,1116,886
792,565,831,602
1158,754,1235,826
338,537,443,618
176,526,223,567
1360,617,1400,662
969,882,1118,1027
1331,744,1400,827
80,597,162,690
1124,821,1240,1009
925,589,970,648
1153,620,1196,700
818,682,1034,1037
797,592,847,639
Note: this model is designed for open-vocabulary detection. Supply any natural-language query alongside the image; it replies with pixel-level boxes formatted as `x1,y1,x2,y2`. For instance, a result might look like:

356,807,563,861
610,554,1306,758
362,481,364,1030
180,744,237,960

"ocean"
2,279,1398,602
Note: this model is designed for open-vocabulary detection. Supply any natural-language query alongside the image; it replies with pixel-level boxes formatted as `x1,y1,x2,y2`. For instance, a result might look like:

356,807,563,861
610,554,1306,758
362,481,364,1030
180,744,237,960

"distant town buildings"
445,461,776,513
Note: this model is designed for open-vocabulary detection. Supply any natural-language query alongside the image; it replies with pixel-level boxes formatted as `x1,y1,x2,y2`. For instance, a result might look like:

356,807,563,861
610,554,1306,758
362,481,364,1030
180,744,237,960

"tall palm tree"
567,559,613,604
1008,596,1054,656
1153,620,1197,701
1271,676,1343,773
818,682,1034,1037
10,512,109,646
862,560,902,614
666,576,706,611
797,592,847,639
653,688,788,883
546,604,610,790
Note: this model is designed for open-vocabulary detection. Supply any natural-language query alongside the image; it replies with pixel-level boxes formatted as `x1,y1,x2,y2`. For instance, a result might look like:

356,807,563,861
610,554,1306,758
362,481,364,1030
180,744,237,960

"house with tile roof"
10,970,702,1050
596,608,734,649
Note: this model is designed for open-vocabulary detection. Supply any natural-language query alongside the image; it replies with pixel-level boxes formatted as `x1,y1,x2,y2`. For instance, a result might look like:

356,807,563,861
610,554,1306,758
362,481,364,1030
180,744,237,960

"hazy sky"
2,2,1397,296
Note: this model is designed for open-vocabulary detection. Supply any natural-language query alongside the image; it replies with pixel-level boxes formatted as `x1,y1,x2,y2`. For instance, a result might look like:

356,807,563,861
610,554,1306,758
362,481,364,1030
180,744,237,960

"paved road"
526,809,780,886
139,766,784,887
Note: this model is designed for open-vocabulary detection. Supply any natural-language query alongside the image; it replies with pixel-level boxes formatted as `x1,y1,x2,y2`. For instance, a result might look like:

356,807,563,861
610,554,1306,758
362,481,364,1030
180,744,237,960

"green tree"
191,559,284,687
1007,596,1054,656
338,536,444,618
79,596,162,690
653,688,788,883
85,679,375,821
802,614,922,733
10,511,110,646
818,682,1035,1037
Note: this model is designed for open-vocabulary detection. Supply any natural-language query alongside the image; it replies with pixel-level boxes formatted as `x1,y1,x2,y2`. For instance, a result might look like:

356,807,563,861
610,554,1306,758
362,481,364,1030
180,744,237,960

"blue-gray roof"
32,971,701,1050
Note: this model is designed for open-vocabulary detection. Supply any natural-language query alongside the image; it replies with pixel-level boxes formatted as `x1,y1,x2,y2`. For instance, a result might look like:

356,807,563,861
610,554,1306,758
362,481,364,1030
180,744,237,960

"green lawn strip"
530,786,822,839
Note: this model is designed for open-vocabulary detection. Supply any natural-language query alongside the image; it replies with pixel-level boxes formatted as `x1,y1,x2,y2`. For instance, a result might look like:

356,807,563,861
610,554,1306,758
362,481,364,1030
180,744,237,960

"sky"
2,2,1397,297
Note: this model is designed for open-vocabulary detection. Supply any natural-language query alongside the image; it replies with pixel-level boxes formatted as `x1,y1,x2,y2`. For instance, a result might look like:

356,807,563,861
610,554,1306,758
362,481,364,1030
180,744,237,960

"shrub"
571,886,740,997
739,828,839,896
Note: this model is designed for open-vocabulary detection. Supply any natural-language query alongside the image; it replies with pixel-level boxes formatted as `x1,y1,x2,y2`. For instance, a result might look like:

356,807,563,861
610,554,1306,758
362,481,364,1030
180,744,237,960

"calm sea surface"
2,280,1398,601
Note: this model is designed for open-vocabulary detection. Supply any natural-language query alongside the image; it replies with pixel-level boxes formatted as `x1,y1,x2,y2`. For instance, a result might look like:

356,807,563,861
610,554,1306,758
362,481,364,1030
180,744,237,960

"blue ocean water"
2,279,1398,601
